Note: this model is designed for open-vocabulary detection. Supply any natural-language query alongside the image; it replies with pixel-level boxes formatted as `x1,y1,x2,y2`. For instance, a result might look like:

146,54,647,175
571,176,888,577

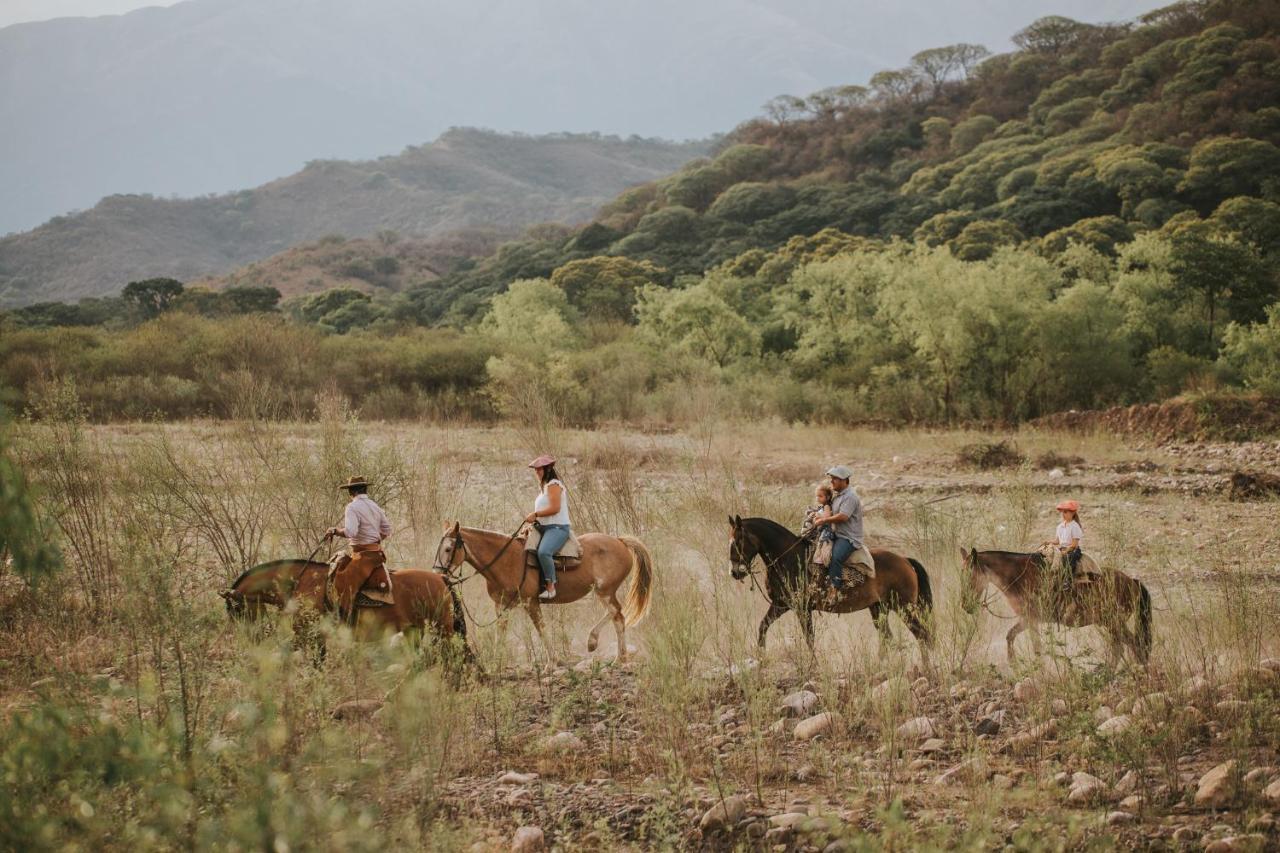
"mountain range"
1,0,1156,235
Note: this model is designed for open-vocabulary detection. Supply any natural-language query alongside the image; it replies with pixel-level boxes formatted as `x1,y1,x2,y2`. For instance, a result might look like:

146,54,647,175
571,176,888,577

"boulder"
541,731,585,754
1133,692,1170,718
1204,835,1267,853
1263,778,1280,806
511,826,545,853
1068,772,1106,804
895,716,935,743
1115,770,1138,795
1184,675,1215,703
768,812,810,829
1119,794,1141,811
1106,811,1136,825
932,758,983,786
1096,714,1133,737
794,712,840,741
1215,699,1248,718
699,796,747,833
974,709,1005,736
1004,720,1057,754
1013,680,1039,703
1050,698,1069,716
1094,705,1115,724
497,771,539,786
1194,760,1238,809
1242,766,1275,788
779,690,819,718
331,699,383,721
918,737,945,754
871,676,908,704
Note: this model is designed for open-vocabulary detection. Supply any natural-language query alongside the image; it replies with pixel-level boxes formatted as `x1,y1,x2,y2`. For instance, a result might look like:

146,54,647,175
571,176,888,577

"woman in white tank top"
525,455,572,599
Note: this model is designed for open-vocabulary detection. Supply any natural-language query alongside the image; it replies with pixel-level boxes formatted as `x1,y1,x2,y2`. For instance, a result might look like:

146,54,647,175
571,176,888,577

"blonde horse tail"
618,535,654,627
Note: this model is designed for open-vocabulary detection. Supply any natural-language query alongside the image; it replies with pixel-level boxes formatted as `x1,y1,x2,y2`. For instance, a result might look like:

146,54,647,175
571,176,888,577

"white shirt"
340,494,392,545
1056,520,1083,549
534,479,571,527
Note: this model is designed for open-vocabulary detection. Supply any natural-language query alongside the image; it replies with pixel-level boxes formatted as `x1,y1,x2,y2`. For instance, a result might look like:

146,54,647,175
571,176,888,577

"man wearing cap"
809,465,871,596
327,476,392,625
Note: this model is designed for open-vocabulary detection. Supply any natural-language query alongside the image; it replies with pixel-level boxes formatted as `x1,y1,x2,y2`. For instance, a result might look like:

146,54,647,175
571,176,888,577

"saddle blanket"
523,526,583,571
811,541,875,577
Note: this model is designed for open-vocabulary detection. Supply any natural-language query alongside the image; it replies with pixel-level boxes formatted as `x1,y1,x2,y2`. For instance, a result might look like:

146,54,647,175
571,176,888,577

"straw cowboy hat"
527,455,556,468
338,476,370,491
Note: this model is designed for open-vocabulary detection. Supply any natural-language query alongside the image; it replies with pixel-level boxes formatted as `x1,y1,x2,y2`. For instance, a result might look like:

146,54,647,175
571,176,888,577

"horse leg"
757,603,788,649
797,608,816,652
869,602,893,653
587,590,614,654
526,601,557,665
1005,619,1026,662
609,592,628,663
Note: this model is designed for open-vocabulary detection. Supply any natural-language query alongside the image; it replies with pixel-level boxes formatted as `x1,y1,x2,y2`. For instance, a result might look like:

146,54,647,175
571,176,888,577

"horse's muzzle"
730,565,748,581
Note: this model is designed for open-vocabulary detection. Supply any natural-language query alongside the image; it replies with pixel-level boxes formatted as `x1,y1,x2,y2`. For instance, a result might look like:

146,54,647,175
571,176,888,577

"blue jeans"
536,524,571,586
829,538,854,589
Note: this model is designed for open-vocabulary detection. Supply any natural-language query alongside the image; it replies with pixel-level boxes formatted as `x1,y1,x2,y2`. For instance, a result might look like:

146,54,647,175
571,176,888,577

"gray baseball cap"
826,465,853,480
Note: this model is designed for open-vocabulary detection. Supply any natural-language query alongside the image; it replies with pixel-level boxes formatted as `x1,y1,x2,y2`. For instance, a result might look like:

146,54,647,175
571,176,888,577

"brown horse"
728,516,934,654
960,548,1152,665
221,559,470,657
433,523,653,661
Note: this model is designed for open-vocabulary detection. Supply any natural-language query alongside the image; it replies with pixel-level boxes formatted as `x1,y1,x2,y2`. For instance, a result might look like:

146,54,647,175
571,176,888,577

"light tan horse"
433,523,653,661
960,548,1152,665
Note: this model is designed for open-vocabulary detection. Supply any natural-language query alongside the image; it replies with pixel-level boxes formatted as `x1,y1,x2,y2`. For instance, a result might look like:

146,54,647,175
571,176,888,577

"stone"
1005,720,1057,754
871,676,908,704
1133,692,1170,718
911,676,930,694
908,758,931,771
1106,811,1136,825
918,737,945,754
506,789,533,807
1204,836,1267,853
1048,467,1065,479
699,796,748,833
1068,772,1106,804
1171,826,1197,843
511,826,545,853
974,709,1005,736
1050,698,1069,715
541,731,585,754
895,716,935,742
779,690,819,718
794,712,840,741
1261,657,1280,673
792,764,816,783
1184,675,1215,703
992,774,1015,789
1215,699,1248,718
933,758,983,786
1013,680,1039,703
1115,770,1139,795
497,771,539,786
1119,794,1140,810
331,699,383,721
769,813,810,829
1263,777,1280,806
1094,705,1115,724
1242,766,1274,787
1097,714,1133,737
1194,760,1238,809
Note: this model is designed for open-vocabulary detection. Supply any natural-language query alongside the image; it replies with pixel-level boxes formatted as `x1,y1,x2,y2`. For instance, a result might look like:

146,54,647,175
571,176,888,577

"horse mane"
742,516,798,540
229,558,328,590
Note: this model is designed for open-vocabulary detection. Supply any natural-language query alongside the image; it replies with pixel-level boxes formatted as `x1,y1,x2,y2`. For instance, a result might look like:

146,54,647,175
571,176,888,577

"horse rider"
525,454,571,600
327,475,392,624
807,465,867,597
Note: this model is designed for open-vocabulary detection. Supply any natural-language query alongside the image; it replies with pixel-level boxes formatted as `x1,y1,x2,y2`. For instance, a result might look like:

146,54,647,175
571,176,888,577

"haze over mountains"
2,0,1156,235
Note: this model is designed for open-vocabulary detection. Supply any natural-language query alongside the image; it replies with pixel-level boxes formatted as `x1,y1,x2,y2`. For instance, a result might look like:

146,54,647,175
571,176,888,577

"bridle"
964,550,1033,620
730,525,816,603
434,524,525,586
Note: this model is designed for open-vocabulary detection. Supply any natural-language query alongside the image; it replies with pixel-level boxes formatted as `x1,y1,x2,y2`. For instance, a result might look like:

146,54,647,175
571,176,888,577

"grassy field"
2,405,1279,850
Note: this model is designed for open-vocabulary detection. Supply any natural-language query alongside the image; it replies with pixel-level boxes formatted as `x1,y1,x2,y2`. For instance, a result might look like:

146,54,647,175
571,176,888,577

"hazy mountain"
1,0,1156,234
0,128,706,306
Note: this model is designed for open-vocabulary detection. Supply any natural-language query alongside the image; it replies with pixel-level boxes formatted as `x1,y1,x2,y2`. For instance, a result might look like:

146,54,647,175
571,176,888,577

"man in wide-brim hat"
327,476,392,624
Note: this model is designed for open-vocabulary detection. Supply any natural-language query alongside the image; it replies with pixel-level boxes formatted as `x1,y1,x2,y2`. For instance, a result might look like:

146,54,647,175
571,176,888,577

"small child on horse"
1044,499,1084,592
802,484,837,567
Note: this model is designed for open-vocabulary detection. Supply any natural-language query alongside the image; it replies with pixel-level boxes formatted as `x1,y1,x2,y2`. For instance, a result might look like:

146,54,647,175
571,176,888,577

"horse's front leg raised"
757,602,789,649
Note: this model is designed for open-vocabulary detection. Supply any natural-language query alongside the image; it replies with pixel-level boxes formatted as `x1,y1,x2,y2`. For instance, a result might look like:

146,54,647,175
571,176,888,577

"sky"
0,0,178,28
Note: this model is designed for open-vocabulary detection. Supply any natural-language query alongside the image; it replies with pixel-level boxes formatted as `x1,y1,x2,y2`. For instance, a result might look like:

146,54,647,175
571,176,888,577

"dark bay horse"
728,516,934,654
221,559,470,656
960,548,1152,665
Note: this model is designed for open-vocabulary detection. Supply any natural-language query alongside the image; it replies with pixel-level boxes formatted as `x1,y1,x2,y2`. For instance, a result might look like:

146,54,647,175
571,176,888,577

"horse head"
727,514,758,581
220,587,249,619
959,547,986,614
434,521,465,573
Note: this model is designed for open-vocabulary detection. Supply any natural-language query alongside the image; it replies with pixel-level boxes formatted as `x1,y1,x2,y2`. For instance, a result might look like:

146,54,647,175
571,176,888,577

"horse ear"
448,520,460,534
733,514,742,527
959,547,969,560
218,590,231,600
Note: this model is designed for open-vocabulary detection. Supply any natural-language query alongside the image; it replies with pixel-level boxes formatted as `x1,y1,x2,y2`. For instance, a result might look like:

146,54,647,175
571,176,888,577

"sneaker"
539,588,557,600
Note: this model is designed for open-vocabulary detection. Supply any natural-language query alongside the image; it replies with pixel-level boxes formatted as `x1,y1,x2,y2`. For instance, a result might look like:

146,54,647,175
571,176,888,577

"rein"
737,527,818,605
970,553,1036,620
443,524,526,587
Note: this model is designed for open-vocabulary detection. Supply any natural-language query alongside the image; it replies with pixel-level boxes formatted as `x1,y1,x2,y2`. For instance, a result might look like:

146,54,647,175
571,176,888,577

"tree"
1179,137,1280,210
122,277,184,319
224,286,282,314
1171,232,1275,350
762,94,808,125
911,44,991,92
1013,16,1092,54
870,69,925,103
635,282,759,368
805,85,869,120
549,256,666,323
0,409,61,585
1221,305,1280,393
949,220,1024,261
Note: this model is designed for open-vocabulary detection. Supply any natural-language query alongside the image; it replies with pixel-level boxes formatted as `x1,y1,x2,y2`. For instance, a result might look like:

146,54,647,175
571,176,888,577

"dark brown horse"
221,559,470,657
960,548,1152,665
728,516,934,654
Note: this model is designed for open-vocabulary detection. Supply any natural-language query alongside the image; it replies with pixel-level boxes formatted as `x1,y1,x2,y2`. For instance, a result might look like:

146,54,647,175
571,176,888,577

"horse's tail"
907,557,935,646
1135,580,1152,664
908,557,933,611
619,535,654,627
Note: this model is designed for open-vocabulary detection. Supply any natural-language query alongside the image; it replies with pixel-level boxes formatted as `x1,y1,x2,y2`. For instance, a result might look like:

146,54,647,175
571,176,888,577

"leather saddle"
523,526,583,572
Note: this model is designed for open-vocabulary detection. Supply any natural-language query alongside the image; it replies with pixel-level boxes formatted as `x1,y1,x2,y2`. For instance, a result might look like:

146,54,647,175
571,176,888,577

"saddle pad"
523,526,583,559
525,552,582,571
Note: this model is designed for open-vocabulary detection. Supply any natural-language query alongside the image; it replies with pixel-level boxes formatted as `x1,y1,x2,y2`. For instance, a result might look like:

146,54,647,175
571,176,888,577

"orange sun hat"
1056,499,1080,512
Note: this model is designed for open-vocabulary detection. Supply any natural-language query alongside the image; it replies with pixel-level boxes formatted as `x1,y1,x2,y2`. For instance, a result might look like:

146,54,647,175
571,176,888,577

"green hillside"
0,129,708,308
4,0,1280,426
